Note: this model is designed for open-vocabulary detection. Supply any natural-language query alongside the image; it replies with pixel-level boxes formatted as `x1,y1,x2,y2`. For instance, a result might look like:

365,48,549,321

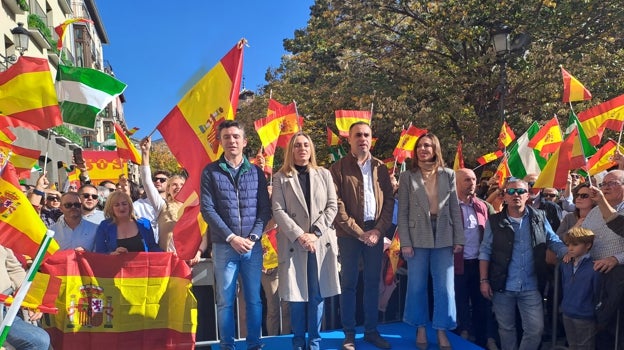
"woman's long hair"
104,191,137,223
411,133,445,171
279,132,319,176
165,174,186,203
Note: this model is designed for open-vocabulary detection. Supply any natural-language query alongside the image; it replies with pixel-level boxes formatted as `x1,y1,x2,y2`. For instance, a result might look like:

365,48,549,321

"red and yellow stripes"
114,123,142,164
335,110,372,137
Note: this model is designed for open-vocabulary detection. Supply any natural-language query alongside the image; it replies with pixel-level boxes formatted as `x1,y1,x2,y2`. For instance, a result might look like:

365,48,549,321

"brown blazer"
272,167,340,301
329,153,394,239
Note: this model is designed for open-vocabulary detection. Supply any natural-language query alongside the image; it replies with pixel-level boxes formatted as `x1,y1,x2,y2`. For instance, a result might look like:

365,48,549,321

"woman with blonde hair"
94,191,162,254
398,133,464,348
272,132,340,350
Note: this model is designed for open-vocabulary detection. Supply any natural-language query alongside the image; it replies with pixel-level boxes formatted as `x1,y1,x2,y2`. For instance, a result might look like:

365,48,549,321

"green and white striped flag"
507,122,547,179
56,65,127,129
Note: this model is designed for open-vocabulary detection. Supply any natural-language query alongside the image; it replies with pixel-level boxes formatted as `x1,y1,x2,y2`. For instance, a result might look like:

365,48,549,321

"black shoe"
342,332,356,350
364,331,391,349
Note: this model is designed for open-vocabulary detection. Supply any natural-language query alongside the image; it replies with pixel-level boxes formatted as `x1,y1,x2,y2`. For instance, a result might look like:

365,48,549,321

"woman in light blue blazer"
398,133,464,348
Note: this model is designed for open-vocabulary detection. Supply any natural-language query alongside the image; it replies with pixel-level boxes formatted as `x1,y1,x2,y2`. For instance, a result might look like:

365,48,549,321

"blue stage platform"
209,322,484,349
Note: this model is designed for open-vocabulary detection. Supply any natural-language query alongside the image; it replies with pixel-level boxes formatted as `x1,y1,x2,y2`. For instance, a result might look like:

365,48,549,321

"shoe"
437,330,452,350
416,327,428,349
364,331,391,349
342,333,356,350
486,338,499,350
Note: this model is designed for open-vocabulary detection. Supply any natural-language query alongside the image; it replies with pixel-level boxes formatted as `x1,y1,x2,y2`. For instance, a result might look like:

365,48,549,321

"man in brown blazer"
330,121,394,350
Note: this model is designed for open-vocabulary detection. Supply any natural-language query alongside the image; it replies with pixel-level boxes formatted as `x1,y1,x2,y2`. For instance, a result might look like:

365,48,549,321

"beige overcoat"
272,167,341,302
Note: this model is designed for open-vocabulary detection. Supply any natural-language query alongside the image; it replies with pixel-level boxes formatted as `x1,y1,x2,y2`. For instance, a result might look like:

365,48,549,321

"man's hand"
36,172,49,190
480,281,493,300
594,256,619,273
363,229,380,247
453,245,463,254
188,250,202,266
27,309,43,321
229,236,254,254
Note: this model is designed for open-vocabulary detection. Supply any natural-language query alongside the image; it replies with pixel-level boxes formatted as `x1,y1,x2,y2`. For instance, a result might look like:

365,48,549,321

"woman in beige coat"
272,132,340,350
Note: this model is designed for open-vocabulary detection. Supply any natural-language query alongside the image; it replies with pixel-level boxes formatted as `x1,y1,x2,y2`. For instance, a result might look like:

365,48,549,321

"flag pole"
293,100,301,129
0,230,55,347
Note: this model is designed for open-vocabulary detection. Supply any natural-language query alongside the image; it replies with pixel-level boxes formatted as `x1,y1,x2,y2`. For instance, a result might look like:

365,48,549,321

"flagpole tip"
46,230,55,238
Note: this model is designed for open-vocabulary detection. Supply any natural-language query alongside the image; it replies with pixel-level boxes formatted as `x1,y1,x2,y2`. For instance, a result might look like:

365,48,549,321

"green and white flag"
507,122,547,179
566,111,597,158
56,65,127,129
329,145,347,163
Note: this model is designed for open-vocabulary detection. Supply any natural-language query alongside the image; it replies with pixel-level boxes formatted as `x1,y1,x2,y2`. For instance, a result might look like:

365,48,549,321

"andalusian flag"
507,122,547,179
528,116,563,157
0,140,41,179
577,94,624,146
113,123,142,165
453,140,464,170
327,127,341,146
585,140,624,176
0,56,62,130
561,66,592,103
54,18,93,50
498,121,516,149
476,150,503,166
329,145,347,163
0,163,59,259
41,251,197,350
335,110,372,137
534,126,586,189
56,65,127,129
392,125,428,163
157,39,244,178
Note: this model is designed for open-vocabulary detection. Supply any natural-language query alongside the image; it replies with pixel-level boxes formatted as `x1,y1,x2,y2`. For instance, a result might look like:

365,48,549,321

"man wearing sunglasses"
134,169,170,243
78,184,105,225
479,178,567,350
52,192,98,251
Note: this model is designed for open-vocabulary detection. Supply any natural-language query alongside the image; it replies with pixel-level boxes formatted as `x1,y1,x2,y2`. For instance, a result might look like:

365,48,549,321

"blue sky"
96,1,314,139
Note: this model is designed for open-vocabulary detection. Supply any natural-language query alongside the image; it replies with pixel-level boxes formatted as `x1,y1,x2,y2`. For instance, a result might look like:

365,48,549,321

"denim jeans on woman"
213,242,263,350
290,252,324,350
403,246,457,330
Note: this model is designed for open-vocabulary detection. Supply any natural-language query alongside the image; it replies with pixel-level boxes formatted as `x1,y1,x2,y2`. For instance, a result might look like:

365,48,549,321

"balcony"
2,0,25,14
28,29,52,50
58,0,71,14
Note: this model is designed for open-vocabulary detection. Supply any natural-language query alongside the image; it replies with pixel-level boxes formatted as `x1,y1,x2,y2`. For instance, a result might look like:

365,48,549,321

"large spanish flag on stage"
0,163,59,259
40,251,197,350
0,56,62,130
156,39,244,179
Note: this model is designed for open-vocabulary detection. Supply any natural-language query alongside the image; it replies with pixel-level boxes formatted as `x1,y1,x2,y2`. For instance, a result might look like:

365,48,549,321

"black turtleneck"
295,164,311,214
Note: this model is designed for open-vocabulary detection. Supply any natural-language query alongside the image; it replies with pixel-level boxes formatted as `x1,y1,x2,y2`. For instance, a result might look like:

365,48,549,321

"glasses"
153,177,168,183
505,188,528,196
82,194,98,200
576,193,591,199
598,181,622,189
46,197,59,202
570,174,581,179
62,202,81,209
543,193,558,198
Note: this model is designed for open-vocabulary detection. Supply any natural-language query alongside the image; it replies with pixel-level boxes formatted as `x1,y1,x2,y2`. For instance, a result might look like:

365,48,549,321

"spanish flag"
528,116,563,157
327,127,341,146
585,140,624,176
0,140,41,179
561,66,592,103
577,94,624,146
0,56,62,130
335,110,372,137
261,224,278,270
0,163,59,259
453,140,464,170
172,191,208,260
157,39,244,178
114,123,142,165
255,113,282,155
54,18,93,50
498,121,516,149
41,251,197,350
476,150,504,166
533,126,586,189
274,102,303,148
392,125,428,164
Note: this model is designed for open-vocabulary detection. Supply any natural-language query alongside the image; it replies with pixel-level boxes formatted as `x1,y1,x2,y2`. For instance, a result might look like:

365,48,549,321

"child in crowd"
560,227,601,350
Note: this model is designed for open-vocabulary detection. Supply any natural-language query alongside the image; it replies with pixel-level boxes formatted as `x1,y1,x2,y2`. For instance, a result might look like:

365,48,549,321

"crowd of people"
3,119,624,350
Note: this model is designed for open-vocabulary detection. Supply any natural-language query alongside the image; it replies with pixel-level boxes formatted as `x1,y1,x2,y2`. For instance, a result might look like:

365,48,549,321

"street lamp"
491,23,512,123
0,23,31,70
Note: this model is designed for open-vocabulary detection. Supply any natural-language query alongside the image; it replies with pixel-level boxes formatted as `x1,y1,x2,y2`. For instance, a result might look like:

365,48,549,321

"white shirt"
358,156,376,222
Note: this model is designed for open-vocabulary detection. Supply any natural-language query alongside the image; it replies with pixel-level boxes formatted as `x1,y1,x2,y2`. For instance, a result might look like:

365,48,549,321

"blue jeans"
6,312,50,350
403,247,456,330
213,242,263,350
338,236,383,334
291,252,324,350
492,290,543,350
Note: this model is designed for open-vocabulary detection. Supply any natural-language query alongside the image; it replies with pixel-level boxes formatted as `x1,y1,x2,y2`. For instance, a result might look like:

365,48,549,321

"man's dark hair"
78,184,98,194
217,120,246,140
153,170,170,178
348,121,371,132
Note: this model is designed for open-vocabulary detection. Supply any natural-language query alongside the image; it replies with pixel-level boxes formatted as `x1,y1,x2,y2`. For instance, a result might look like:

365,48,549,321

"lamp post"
491,23,512,123
0,23,31,70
